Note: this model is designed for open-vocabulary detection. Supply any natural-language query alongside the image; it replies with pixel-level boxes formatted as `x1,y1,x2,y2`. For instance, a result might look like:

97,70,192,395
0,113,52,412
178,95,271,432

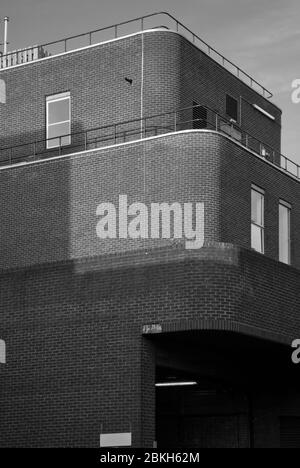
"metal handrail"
0,12,272,98
0,103,298,180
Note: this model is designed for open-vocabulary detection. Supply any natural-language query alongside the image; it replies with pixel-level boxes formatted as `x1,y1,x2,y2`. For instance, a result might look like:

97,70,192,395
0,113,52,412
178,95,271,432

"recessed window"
251,185,264,254
192,102,207,129
226,94,238,122
279,200,291,265
46,92,71,149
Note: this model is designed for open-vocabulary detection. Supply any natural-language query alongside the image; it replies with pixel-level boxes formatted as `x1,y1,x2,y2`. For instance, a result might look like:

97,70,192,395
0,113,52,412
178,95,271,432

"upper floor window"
226,94,238,122
279,200,291,265
46,92,71,149
251,185,264,254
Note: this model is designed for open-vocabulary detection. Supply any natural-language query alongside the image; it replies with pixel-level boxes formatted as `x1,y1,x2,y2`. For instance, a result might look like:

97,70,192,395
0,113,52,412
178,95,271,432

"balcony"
0,12,272,99
0,104,298,181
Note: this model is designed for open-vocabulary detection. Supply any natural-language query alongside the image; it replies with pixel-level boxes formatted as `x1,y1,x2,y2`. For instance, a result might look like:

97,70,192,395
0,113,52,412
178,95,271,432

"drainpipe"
3,16,9,55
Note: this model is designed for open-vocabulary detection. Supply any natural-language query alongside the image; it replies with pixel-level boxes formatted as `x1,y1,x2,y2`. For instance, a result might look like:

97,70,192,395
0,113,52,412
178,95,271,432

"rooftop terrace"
0,12,272,99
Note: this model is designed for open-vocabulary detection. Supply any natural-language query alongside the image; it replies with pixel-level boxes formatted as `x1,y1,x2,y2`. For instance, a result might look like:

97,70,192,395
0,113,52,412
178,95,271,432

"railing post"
64,39,67,53
114,124,117,144
89,32,92,46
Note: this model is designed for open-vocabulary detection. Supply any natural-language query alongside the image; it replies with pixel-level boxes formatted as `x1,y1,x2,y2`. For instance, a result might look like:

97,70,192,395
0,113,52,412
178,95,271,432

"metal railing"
0,104,298,180
0,12,272,98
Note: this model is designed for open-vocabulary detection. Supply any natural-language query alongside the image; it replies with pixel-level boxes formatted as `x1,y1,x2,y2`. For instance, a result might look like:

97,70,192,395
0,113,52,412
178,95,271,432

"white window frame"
46,91,71,149
251,184,265,254
279,199,291,265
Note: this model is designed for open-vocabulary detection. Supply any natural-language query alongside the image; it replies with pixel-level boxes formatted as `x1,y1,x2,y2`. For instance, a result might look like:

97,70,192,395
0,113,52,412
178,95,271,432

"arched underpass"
150,331,299,448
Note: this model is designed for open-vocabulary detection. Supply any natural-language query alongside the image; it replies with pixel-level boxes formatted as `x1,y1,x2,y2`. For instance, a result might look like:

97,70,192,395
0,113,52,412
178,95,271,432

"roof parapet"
0,11,272,99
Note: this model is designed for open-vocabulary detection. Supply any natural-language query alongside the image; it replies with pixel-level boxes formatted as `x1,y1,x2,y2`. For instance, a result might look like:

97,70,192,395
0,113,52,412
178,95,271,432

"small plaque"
142,324,162,334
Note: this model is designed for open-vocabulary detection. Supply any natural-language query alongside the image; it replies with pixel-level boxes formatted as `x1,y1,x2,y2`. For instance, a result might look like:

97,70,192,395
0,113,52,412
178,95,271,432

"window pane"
48,98,70,125
47,122,70,148
251,189,263,225
251,224,263,253
279,204,290,264
226,95,238,121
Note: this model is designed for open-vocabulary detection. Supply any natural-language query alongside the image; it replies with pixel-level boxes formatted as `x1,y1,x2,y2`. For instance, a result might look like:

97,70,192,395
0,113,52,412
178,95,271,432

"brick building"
0,12,299,448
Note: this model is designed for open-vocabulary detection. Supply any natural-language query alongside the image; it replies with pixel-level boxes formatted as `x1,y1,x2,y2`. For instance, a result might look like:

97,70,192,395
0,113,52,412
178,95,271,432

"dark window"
226,95,238,121
193,102,207,129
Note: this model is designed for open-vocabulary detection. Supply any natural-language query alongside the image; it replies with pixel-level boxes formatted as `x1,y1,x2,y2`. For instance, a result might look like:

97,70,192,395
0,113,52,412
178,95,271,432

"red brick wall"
0,27,297,450
0,30,281,156
0,131,298,272
175,34,281,151
0,132,222,271
219,134,300,268
0,244,299,447
0,34,144,149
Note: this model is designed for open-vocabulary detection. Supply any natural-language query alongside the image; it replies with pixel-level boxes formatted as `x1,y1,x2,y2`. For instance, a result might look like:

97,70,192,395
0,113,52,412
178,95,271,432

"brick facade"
0,23,299,448
0,132,298,271
0,244,299,447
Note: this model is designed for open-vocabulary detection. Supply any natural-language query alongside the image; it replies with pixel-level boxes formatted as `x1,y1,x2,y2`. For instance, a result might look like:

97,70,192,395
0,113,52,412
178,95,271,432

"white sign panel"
100,432,132,447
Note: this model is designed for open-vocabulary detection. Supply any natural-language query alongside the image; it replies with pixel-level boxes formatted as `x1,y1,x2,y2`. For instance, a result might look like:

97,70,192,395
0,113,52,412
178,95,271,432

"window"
46,92,71,148
193,102,207,129
251,185,264,254
226,94,238,122
0,339,5,364
0,79,6,104
279,200,291,265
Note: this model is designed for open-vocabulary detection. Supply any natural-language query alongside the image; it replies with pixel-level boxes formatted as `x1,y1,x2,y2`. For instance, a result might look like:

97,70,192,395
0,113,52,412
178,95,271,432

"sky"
0,0,299,164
